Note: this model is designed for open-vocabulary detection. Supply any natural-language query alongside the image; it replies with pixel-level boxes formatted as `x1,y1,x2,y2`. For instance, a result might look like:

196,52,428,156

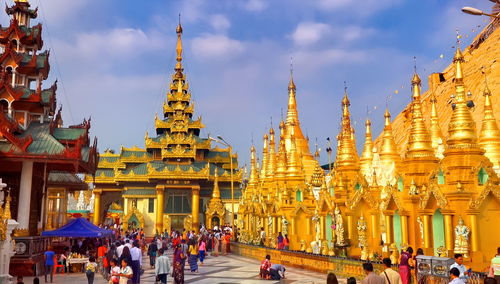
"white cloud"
313,0,401,17
291,22,331,46
293,48,367,69
210,14,231,32
191,34,245,59
244,0,268,12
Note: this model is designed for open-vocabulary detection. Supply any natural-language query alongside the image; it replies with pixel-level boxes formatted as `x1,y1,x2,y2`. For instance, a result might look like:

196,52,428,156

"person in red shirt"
260,254,271,279
225,233,231,254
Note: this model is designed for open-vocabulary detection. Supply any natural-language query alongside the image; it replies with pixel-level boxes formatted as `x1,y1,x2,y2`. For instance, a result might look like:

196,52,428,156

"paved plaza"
21,252,335,284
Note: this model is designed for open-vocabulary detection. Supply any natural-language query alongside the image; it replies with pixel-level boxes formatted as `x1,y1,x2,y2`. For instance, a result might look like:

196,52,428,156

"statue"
361,246,369,260
389,243,399,265
437,246,448,257
454,216,470,258
334,206,345,246
299,240,306,252
281,215,289,236
328,241,335,256
310,240,320,254
321,241,329,255
357,216,367,249
312,209,321,242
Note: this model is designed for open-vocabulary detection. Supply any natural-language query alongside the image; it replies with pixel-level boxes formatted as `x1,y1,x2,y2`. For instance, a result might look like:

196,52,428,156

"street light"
461,6,500,18
209,135,236,235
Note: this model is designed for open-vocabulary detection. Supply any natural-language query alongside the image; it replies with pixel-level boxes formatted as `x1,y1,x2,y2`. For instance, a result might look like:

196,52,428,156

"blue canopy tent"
42,217,112,238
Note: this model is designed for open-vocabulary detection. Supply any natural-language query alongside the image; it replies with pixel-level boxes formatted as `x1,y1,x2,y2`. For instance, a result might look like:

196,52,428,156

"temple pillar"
306,217,311,235
320,215,326,240
347,214,354,240
191,186,200,233
401,214,409,245
93,190,101,225
278,216,282,233
468,213,479,252
422,214,432,249
443,213,454,251
273,217,278,235
156,186,164,234
384,211,394,244
291,217,296,235
17,161,33,231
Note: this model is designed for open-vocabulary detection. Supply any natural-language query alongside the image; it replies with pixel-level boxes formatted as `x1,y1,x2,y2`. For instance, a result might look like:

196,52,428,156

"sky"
6,0,493,168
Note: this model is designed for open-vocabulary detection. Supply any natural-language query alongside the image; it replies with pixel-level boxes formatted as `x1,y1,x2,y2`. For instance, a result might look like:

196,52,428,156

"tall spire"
360,119,373,177
248,144,259,187
429,94,444,157
379,108,400,170
405,72,434,158
286,124,304,179
446,46,478,146
275,120,288,180
479,78,500,170
266,127,277,181
175,14,184,75
212,170,220,199
260,134,269,180
335,87,359,168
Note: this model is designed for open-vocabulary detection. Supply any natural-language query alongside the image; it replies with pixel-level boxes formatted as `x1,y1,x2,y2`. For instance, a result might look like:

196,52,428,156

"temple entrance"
211,216,220,228
169,215,187,231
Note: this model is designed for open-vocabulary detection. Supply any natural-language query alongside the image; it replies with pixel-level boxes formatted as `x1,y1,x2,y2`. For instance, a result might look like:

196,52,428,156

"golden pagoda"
87,22,241,235
240,18,500,272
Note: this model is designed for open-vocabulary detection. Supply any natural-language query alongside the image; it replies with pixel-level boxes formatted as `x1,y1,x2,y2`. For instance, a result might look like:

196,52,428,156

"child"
259,254,271,279
109,259,121,284
85,256,98,284
119,259,133,284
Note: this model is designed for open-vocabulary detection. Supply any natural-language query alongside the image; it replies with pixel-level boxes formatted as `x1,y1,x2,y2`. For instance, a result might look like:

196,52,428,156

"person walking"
155,248,171,284
187,239,199,273
362,262,384,284
380,258,402,284
277,232,284,250
118,246,132,271
147,239,158,268
283,234,290,250
130,240,142,284
399,247,414,284
43,246,55,283
172,244,185,284
221,233,228,256
118,259,133,284
85,256,98,284
198,238,206,266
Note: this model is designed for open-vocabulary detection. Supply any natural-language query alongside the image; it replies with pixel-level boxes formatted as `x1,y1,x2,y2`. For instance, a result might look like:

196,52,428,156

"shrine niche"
123,206,145,229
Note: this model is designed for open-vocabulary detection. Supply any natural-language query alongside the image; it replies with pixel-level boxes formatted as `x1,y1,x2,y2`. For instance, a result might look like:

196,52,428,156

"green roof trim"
53,128,85,140
21,122,65,155
96,169,115,177
123,188,156,196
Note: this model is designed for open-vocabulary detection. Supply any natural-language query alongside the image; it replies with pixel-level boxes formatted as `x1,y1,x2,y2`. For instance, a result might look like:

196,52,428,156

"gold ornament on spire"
446,46,478,147
379,108,400,170
275,121,288,180
260,134,269,180
335,87,359,169
175,14,184,74
248,145,259,187
405,72,434,158
429,94,444,158
212,170,221,199
266,127,277,181
360,119,374,178
479,77,500,170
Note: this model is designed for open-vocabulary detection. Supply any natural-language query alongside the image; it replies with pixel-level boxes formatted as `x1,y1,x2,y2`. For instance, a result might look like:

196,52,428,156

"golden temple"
86,21,242,235
238,19,500,271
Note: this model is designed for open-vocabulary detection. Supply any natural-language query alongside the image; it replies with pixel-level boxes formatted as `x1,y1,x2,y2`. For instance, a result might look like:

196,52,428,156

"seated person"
259,254,271,279
269,263,286,280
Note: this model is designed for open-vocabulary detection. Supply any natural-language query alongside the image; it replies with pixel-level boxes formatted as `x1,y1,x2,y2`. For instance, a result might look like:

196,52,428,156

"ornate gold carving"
183,215,192,231
122,206,145,229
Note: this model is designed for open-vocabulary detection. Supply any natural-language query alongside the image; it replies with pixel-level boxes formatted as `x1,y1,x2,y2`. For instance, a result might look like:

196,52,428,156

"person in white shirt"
450,254,468,283
125,239,132,249
380,258,402,284
155,248,171,284
449,267,465,284
130,240,142,284
116,241,125,258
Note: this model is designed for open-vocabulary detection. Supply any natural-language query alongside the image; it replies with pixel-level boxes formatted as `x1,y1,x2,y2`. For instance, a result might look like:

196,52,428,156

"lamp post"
209,135,236,235
461,6,500,18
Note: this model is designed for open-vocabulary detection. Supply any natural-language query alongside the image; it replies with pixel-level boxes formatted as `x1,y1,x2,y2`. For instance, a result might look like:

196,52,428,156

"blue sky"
9,0,493,167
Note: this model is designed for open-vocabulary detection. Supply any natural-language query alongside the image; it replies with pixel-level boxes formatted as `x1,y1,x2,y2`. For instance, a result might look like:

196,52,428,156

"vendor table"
66,257,89,272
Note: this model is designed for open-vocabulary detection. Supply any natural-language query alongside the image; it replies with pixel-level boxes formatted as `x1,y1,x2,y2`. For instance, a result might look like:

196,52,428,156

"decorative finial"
288,56,296,91
413,56,417,74
344,80,347,94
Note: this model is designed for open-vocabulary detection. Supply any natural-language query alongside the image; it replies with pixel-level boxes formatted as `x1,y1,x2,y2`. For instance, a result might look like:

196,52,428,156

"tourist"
259,254,272,279
260,227,266,246
119,246,132,270
213,231,220,257
147,239,158,268
327,272,338,284
198,237,206,266
116,241,125,258
362,262,384,284
172,244,185,284
380,258,402,284
346,277,357,284
125,239,132,249
98,242,108,277
44,246,55,283
277,232,284,250
107,244,118,273
155,248,171,284
180,239,189,268
118,259,133,284
450,254,469,283
85,256,98,284
130,240,142,284
449,267,465,284
156,237,162,253
284,234,290,250
188,239,199,273
110,259,121,284
225,231,231,253
398,246,414,284
488,247,500,282
269,263,286,280
221,232,228,255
